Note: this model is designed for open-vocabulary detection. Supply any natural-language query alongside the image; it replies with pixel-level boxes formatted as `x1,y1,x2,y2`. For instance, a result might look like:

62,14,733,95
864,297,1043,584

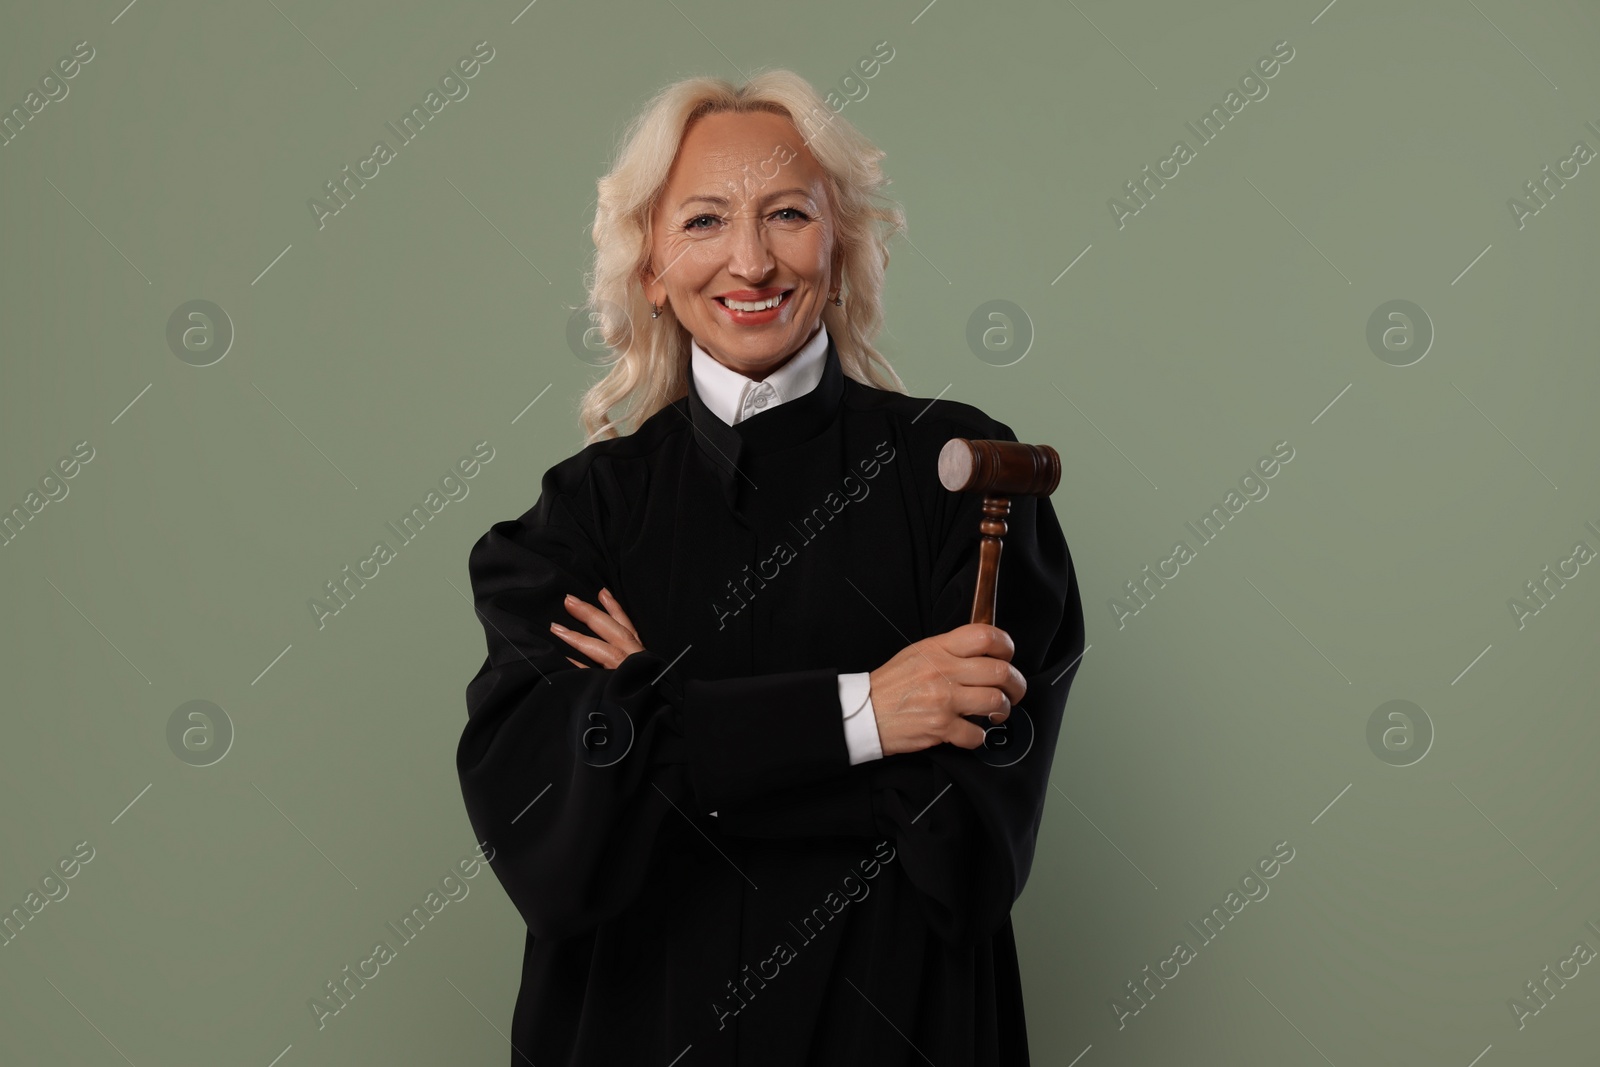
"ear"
639,263,664,307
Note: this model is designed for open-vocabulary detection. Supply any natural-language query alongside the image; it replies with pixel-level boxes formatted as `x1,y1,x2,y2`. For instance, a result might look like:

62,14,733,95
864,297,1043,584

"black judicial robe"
457,337,1086,1066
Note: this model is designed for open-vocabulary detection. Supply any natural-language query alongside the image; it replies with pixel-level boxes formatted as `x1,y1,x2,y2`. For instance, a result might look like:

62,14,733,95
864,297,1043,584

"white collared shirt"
689,324,884,769
689,322,830,426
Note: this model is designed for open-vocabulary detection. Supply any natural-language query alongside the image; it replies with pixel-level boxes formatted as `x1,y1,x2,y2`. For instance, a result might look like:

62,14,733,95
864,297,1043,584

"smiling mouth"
715,290,793,312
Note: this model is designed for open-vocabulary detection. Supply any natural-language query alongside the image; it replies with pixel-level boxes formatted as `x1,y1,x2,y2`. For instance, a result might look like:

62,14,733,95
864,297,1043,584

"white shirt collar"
690,323,830,427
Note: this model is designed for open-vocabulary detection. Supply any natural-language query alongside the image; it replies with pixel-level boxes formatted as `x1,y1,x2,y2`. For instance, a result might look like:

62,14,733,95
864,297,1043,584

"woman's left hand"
551,587,645,669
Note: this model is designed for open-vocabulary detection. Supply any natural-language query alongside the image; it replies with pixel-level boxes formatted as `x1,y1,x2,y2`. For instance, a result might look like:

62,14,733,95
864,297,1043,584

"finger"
940,623,1015,662
976,655,1026,704
946,717,990,750
996,660,1027,705
566,656,590,669
550,621,628,669
952,683,1010,720
944,654,1024,706
597,587,642,641
563,595,643,654
986,624,1016,660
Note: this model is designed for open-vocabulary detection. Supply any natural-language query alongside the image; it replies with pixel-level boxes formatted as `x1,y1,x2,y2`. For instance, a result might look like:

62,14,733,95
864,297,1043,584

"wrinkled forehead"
664,111,825,204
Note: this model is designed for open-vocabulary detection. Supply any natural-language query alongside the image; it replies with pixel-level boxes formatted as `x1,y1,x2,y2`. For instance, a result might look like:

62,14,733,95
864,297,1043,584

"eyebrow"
678,187,813,209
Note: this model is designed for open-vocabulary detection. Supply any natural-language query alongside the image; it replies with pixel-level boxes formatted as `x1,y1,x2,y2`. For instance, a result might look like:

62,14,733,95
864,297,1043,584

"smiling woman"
456,67,1086,1067
638,108,839,374
575,70,908,441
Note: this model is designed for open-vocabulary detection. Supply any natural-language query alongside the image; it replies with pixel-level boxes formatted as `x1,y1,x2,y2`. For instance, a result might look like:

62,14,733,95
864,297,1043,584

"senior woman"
457,68,1085,1067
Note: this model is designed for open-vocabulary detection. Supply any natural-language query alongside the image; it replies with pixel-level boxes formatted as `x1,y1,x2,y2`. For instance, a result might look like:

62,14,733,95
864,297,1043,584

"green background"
3,0,1598,1062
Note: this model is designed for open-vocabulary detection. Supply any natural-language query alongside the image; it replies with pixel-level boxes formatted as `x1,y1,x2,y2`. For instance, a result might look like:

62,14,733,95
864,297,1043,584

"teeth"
722,292,786,312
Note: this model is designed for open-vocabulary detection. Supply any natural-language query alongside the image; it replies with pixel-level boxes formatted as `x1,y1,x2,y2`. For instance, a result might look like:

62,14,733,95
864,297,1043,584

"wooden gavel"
938,438,1061,626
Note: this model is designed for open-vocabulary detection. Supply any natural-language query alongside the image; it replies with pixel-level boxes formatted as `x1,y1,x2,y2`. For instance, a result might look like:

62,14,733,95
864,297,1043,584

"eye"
684,214,721,231
771,207,811,222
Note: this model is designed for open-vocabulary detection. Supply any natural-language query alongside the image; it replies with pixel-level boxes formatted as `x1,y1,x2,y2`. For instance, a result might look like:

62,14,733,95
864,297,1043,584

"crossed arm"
550,588,1027,759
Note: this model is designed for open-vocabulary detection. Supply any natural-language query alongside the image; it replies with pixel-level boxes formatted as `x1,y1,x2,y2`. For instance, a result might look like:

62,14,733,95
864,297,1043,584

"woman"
457,68,1085,1066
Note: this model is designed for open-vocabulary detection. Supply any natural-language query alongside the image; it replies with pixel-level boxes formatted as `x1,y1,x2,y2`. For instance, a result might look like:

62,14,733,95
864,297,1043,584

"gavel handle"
969,495,1011,626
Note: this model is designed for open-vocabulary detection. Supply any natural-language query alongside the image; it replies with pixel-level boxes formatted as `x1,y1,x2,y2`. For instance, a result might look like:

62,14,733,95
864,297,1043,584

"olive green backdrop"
3,0,1598,1063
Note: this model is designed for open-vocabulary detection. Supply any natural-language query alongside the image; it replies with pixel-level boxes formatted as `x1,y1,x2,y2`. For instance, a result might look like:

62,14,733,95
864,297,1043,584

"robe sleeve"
457,462,863,942
708,419,1087,948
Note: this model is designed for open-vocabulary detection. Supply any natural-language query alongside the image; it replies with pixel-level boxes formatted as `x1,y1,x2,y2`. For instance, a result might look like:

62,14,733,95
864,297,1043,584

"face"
641,110,838,381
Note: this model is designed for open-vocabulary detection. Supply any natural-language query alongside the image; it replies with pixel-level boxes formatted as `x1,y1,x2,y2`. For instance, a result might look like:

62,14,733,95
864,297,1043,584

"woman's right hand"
868,623,1027,757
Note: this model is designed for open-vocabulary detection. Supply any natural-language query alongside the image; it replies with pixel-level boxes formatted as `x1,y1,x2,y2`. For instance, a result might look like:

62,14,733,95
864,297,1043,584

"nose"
725,209,775,282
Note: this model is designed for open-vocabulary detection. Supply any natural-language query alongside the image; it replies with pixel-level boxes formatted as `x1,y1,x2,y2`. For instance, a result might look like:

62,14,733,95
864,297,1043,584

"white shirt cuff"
838,671,883,765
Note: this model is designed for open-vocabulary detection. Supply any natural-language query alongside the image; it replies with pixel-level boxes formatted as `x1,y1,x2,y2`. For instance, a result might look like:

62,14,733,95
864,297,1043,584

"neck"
708,321,823,382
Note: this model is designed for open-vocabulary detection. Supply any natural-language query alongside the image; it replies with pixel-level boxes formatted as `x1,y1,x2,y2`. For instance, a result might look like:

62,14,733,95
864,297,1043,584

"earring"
650,303,661,319
830,291,843,306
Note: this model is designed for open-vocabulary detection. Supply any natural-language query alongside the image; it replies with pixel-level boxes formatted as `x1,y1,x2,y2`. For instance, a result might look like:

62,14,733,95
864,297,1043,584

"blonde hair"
577,68,908,443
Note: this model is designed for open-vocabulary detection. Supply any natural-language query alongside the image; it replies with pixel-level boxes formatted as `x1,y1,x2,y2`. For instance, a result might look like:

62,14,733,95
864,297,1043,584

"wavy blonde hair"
577,68,908,443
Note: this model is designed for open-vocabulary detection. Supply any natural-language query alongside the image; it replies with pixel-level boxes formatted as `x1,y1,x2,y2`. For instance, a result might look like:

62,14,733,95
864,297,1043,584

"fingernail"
550,621,567,632
563,593,576,604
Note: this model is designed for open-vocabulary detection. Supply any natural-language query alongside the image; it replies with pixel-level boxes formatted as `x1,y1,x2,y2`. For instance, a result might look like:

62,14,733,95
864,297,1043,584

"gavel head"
938,438,1060,497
